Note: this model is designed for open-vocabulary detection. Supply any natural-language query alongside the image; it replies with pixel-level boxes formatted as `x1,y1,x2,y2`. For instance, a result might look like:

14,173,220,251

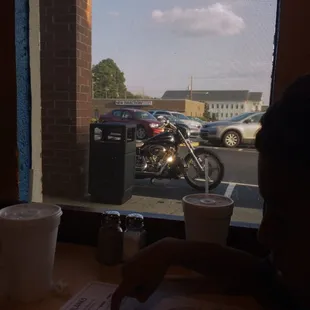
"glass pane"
40,0,278,227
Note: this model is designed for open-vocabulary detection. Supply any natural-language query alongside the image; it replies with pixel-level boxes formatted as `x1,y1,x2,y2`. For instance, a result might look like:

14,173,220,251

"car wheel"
222,130,241,148
136,125,148,140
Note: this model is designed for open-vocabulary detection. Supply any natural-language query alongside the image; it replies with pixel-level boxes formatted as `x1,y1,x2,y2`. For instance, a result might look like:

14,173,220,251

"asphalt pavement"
45,144,263,224
133,145,263,219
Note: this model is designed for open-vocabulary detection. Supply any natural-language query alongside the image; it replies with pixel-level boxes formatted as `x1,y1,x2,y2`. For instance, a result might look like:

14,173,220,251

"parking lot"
134,145,262,221
45,144,263,224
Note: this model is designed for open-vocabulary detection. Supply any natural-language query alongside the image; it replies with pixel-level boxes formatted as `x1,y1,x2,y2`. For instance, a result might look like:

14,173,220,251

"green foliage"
203,112,217,122
92,58,127,98
92,58,153,99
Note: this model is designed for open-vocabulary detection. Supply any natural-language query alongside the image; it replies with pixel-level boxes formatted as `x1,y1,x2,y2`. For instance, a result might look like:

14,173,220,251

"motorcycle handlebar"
167,122,177,130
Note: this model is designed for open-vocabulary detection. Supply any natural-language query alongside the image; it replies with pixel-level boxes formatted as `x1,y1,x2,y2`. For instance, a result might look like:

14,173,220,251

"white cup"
0,203,62,303
183,194,234,245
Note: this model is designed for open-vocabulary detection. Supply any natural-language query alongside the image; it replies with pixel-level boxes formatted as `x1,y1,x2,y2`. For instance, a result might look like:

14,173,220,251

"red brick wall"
40,0,92,198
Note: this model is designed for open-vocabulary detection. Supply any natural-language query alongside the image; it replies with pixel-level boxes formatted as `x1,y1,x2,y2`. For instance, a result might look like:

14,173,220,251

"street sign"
115,100,153,106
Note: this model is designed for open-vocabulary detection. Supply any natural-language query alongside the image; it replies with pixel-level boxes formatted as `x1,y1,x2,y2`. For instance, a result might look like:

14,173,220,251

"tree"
92,58,127,99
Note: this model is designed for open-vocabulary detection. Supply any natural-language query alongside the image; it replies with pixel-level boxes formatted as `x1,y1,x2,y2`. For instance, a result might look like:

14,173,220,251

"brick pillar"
40,0,92,198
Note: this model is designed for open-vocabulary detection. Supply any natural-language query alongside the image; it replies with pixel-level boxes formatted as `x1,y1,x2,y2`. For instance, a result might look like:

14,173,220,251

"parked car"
170,112,202,137
187,116,207,125
99,108,163,140
200,112,264,148
149,110,202,137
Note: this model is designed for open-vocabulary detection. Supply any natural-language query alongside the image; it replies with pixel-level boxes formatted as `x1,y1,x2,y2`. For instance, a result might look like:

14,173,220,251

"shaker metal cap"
101,210,121,225
126,213,144,229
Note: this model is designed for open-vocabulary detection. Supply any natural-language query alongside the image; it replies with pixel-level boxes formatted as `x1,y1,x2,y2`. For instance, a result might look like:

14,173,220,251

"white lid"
0,203,62,229
183,194,234,217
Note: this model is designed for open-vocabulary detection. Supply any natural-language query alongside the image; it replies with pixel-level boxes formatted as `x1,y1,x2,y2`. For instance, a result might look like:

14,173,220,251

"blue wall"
15,0,31,201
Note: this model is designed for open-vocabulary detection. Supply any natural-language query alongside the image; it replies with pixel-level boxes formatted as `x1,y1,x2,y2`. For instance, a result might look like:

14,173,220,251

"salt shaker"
123,213,147,261
97,211,123,266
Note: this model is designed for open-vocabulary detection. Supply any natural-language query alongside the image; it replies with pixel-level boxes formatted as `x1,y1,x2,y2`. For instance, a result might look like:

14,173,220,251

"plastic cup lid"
183,193,234,208
0,203,62,221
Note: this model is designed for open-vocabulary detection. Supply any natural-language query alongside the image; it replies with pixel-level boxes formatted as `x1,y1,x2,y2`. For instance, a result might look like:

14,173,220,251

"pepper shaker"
97,211,123,266
123,213,147,261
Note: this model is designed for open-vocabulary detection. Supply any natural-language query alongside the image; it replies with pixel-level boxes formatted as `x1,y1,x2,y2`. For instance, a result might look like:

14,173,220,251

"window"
30,0,280,230
134,111,156,120
156,111,169,115
246,113,264,123
122,111,133,119
171,113,189,120
230,112,255,122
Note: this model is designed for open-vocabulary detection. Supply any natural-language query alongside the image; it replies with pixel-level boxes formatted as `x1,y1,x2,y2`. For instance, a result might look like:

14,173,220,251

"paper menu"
59,282,140,310
59,282,245,310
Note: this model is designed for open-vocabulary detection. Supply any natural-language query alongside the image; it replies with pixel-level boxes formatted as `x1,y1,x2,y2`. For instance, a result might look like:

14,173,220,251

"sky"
92,0,277,102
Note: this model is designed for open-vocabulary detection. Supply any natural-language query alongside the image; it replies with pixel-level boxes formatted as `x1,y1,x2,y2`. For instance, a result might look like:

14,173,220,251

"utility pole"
190,76,193,100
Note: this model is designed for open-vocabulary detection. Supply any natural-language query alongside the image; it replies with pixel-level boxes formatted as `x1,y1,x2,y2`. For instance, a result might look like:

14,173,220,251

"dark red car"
99,108,164,140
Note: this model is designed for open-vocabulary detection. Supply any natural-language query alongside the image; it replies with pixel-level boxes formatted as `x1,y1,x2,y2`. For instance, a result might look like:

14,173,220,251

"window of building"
241,104,244,109
18,0,280,234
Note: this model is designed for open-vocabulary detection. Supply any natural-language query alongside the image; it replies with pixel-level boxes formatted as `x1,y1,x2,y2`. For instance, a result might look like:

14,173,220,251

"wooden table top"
0,243,263,309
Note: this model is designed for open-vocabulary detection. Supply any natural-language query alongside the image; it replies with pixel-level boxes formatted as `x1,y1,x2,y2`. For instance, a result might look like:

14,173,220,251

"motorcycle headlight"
149,123,159,128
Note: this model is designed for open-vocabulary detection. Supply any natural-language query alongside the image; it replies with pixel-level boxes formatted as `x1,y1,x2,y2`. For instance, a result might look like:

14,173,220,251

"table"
0,243,263,309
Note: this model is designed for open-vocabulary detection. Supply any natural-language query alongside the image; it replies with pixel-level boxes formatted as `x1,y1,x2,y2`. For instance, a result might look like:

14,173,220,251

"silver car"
200,112,264,148
170,112,202,137
149,110,202,137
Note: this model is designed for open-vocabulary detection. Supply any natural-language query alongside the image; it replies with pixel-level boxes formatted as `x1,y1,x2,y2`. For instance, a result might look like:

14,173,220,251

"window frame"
4,0,307,254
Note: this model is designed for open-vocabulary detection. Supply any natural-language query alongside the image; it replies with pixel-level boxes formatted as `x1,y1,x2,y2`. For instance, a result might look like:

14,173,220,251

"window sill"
58,204,268,257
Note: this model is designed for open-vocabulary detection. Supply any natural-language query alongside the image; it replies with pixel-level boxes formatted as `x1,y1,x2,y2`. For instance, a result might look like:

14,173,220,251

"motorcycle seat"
136,140,144,148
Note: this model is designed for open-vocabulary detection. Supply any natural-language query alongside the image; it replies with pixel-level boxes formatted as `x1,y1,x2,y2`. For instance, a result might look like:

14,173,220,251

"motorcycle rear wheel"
184,148,224,191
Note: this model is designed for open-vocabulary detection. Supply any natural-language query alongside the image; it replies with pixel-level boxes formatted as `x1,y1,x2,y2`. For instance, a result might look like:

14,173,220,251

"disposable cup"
0,203,62,302
183,194,234,245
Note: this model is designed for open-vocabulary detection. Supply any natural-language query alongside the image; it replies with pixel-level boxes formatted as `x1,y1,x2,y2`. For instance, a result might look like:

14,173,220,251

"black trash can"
88,122,136,205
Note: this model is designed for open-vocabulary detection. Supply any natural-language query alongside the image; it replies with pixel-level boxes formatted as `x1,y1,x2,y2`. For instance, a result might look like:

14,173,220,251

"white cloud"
108,11,120,17
151,3,245,37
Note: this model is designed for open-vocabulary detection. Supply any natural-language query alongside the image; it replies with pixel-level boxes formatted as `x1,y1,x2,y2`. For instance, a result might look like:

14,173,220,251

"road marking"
224,182,236,197
221,181,258,187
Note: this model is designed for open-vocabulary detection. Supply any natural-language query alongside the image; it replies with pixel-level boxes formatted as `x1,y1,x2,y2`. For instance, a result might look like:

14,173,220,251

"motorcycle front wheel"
184,148,224,191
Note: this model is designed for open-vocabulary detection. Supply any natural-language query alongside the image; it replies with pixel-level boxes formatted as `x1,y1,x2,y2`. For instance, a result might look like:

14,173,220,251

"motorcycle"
135,119,224,191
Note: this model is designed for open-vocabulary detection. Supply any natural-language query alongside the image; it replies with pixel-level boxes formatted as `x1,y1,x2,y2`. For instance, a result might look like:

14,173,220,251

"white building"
162,90,263,120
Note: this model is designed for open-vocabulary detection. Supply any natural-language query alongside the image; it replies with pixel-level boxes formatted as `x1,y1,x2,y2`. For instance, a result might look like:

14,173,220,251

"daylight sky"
92,0,277,102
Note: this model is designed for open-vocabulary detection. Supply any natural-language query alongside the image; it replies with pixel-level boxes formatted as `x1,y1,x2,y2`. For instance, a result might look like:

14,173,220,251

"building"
162,90,263,120
92,98,205,117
